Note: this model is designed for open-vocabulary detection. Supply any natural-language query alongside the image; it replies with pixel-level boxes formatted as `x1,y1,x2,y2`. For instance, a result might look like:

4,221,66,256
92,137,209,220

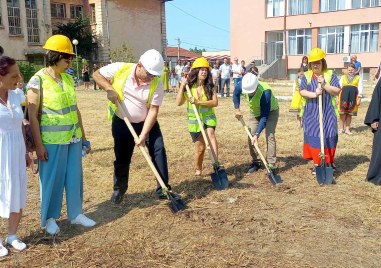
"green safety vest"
36,69,82,144
185,84,217,132
107,63,159,120
300,70,338,117
243,81,279,117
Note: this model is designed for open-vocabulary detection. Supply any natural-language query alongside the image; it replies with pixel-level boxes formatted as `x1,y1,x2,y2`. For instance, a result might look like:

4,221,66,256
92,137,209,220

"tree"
189,47,206,54
53,17,94,60
110,43,135,63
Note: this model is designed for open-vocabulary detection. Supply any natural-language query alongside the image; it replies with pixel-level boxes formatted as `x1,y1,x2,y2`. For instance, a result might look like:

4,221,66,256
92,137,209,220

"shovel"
316,87,334,185
116,102,186,213
239,117,282,185
185,85,229,190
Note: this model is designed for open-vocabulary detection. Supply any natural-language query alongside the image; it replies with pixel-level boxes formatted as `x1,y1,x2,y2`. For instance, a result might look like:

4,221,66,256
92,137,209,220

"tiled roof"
166,47,202,58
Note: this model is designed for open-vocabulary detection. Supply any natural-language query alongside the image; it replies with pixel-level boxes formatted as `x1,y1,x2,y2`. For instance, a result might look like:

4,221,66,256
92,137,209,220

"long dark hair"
0,56,16,76
187,68,214,100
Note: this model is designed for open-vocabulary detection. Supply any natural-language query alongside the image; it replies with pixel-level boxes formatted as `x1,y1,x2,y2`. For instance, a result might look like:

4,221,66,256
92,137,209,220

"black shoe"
248,161,262,173
157,190,181,200
110,190,124,204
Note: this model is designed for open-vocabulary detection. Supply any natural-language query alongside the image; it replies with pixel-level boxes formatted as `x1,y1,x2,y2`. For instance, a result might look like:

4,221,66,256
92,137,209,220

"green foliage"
53,17,94,60
16,61,44,82
71,55,84,79
189,47,205,54
110,43,135,63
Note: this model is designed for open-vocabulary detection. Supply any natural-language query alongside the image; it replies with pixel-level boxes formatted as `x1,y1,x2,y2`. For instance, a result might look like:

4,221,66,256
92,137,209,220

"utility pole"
176,37,181,62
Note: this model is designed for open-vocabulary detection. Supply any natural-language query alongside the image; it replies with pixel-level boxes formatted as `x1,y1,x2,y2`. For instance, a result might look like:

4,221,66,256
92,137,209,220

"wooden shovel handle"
185,85,218,164
239,117,272,173
318,83,325,158
116,101,167,190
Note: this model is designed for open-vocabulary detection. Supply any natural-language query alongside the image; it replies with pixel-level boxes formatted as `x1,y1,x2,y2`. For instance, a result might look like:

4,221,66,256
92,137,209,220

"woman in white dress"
0,56,29,257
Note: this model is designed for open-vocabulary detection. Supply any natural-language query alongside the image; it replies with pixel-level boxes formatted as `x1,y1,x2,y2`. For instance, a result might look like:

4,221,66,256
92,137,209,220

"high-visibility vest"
107,63,159,120
342,74,360,87
37,69,82,144
186,84,217,132
300,70,338,117
243,81,278,117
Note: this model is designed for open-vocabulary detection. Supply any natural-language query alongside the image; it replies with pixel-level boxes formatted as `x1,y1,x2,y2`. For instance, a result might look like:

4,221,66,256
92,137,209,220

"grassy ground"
1,88,380,267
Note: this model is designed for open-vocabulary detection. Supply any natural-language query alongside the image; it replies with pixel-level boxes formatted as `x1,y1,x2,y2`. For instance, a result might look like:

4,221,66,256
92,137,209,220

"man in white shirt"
232,57,243,97
219,57,232,97
93,49,180,204
211,63,220,93
174,60,183,88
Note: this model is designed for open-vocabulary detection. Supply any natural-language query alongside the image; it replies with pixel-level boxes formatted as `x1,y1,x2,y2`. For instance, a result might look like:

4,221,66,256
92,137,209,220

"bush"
17,61,44,82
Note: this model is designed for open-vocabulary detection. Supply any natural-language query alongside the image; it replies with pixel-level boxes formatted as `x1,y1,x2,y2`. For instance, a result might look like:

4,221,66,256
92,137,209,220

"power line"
168,41,228,51
168,2,230,34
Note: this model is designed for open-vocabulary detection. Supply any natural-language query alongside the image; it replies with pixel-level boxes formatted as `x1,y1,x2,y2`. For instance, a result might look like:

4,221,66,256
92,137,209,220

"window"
320,0,346,11
288,29,312,55
350,24,379,52
51,2,65,18
288,0,312,15
90,4,96,24
352,0,379,8
267,0,284,17
7,0,21,35
25,0,39,43
70,5,83,19
318,27,344,54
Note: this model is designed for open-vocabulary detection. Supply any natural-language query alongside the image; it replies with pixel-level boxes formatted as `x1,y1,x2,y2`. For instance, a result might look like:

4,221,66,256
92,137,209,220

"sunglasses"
61,53,74,60
143,67,158,78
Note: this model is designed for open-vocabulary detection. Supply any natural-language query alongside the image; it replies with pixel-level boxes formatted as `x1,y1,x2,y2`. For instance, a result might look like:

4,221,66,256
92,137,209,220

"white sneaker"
71,214,96,227
45,218,60,235
0,242,8,257
6,237,26,251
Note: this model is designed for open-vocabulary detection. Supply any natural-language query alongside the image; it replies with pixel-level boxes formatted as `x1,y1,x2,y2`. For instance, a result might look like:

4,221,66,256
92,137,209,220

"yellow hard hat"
308,48,326,62
43,34,75,55
191,57,210,69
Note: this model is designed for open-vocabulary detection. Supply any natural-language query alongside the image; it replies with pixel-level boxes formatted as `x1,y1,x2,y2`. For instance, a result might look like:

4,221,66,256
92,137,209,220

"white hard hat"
242,73,259,94
139,49,164,76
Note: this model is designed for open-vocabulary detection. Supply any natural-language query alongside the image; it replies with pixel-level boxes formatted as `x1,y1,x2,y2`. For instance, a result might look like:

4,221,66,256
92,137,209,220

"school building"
231,0,381,79
0,0,170,64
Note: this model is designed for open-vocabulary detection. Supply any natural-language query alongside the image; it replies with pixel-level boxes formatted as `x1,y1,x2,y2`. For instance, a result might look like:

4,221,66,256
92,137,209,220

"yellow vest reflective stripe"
37,70,82,144
107,63,160,120
186,84,217,132
300,70,338,117
342,74,360,87
243,81,279,117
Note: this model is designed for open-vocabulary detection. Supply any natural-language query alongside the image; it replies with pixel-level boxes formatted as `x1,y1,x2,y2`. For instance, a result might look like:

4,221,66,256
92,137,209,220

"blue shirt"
233,80,272,136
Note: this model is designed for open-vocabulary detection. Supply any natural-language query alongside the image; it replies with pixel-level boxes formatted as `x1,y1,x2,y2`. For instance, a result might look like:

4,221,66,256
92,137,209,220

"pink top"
99,63,164,123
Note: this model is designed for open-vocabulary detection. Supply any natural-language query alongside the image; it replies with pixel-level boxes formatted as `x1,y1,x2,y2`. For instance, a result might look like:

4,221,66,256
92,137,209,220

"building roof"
166,47,201,59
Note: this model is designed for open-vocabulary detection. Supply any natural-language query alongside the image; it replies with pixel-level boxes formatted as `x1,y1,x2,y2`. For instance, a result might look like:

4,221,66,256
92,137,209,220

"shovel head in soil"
316,162,334,185
267,170,282,185
166,191,186,213
211,168,229,190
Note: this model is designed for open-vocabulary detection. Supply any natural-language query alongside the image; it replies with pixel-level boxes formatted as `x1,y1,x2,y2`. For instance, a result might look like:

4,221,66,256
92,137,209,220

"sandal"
195,169,202,177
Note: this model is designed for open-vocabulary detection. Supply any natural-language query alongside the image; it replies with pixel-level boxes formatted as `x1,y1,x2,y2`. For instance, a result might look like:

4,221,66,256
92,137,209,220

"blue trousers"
39,142,83,227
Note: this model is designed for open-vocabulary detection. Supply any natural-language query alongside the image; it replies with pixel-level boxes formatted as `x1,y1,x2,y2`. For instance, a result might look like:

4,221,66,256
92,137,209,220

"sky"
165,0,230,52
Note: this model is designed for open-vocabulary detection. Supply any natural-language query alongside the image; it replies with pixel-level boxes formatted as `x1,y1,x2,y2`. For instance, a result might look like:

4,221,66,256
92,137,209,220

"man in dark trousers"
364,79,381,185
92,63,99,90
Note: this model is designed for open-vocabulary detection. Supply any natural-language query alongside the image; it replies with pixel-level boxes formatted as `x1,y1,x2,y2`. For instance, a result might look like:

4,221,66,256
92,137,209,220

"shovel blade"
268,171,282,185
211,168,229,190
167,192,186,213
316,165,334,185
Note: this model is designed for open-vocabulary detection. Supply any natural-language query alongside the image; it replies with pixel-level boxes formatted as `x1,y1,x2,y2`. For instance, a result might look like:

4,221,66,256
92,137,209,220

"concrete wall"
0,0,52,60
231,0,381,72
89,0,164,63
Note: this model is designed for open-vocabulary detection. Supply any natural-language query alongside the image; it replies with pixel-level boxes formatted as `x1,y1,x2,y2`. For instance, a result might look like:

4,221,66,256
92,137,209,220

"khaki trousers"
248,109,279,164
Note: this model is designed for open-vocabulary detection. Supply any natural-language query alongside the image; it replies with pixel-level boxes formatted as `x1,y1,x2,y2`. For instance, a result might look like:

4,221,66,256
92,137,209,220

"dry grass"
1,89,381,268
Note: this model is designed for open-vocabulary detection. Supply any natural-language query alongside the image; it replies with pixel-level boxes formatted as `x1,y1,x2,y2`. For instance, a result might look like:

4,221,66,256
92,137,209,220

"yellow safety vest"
107,63,160,120
185,84,216,132
36,69,82,144
243,81,278,117
300,70,338,117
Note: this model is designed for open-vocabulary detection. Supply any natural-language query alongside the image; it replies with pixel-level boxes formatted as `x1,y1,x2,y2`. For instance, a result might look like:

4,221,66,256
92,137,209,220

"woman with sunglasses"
27,35,95,235
299,48,341,175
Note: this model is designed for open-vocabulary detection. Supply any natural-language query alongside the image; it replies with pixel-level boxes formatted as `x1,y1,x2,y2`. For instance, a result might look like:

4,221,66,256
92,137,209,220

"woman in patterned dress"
299,48,341,174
